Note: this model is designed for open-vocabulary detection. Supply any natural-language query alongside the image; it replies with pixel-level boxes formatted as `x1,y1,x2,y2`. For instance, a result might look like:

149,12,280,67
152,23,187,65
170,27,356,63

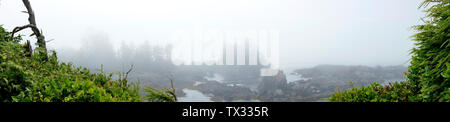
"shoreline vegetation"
329,0,449,102
0,0,176,102
0,25,176,102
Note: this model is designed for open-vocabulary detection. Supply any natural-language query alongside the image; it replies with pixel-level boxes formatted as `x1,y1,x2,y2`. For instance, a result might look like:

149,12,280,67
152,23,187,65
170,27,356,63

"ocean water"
178,88,213,102
178,88,261,102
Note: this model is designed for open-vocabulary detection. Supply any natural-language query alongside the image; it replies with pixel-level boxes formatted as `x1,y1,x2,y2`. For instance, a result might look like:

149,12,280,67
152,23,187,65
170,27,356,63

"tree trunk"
22,0,47,59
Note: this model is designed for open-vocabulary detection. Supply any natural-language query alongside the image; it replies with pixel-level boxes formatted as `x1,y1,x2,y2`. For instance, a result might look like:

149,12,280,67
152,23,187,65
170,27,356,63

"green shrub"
408,0,450,102
144,87,177,102
329,82,419,102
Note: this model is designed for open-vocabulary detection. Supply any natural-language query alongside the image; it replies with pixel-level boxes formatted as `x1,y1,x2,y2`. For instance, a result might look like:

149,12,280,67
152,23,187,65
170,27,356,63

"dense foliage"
330,0,450,102
0,25,175,102
330,82,419,102
408,0,450,102
144,87,177,102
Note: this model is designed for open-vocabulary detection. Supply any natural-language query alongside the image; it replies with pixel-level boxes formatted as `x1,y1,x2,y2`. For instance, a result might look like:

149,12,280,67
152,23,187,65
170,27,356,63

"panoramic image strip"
0,0,449,120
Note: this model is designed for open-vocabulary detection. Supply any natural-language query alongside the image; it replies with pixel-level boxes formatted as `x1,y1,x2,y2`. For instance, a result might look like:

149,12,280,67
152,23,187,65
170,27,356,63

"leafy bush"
407,0,450,102
0,25,175,102
330,82,419,102
330,0,449,102
144,87,177,102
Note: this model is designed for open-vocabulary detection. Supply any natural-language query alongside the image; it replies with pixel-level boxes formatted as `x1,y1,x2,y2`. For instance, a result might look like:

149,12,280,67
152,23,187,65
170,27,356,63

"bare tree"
167,73,177,101
11,0,47,59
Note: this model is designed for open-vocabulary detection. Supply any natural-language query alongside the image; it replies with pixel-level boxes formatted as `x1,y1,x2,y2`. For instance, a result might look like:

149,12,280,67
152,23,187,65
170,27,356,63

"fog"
0,0,424,69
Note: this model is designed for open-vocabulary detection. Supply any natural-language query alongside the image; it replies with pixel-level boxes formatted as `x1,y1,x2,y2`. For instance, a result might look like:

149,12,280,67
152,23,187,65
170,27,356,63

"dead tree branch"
167,73,177,101
124,64,134,80
11,24,38,37
17,0,47,59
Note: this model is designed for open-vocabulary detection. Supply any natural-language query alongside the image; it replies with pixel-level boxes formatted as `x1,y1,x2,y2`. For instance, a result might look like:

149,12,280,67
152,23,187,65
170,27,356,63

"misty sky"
0,0,424,69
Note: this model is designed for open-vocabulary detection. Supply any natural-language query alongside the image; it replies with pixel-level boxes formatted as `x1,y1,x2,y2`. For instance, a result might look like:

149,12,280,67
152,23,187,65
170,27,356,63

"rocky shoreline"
176,65,407,102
